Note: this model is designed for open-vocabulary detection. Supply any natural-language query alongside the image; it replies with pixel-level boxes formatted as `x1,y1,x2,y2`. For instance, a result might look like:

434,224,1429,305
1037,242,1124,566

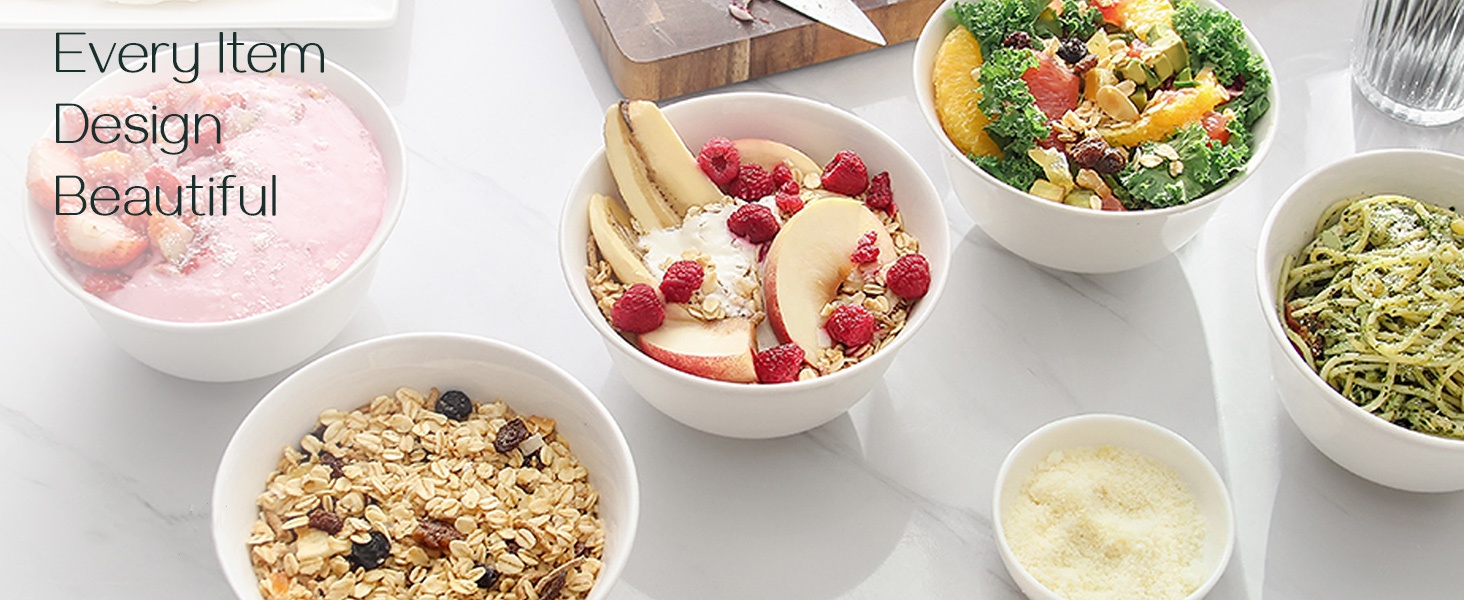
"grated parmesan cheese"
1003,445,1205,600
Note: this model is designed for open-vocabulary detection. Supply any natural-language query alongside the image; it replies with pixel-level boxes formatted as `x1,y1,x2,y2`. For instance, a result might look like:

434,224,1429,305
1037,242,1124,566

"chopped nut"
1096,85,1140,121
1169,160,1185,177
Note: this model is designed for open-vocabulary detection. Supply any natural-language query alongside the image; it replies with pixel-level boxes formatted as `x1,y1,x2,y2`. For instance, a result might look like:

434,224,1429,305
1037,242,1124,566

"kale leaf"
976,47,1050,157
972,152,1044,191
1118,124,1250,209
1057,0,1102,40
1172,0,1272,126
951,0,1048,55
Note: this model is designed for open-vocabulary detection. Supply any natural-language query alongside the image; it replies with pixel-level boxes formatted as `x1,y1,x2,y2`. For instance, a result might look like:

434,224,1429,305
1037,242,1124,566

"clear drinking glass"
1352,0,1464,127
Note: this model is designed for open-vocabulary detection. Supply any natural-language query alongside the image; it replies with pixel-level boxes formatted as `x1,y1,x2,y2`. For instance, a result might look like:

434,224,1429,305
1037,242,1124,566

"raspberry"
850,231,880,264
865,171,893,212
774,180,804,215
726,203,780,243
728,163,776,201
820,150,869,196
754,343,806,384
825,304,876,348
611,283,665,333
886,253,931,299
697,137,740,187
659,260,704,303
771,163,794,187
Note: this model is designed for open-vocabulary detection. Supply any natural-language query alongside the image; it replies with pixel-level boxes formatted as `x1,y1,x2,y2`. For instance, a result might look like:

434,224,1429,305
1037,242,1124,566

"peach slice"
638,307,758,383
764,197,896,357
733,138,823,178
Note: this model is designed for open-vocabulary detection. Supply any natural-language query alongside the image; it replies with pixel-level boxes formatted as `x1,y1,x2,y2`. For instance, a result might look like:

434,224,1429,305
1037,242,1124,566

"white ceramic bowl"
993,414,1234,600
23,43,406,382
913,0,1278,273
560,92,950,439
213,333,639,600
1257,149,1464,493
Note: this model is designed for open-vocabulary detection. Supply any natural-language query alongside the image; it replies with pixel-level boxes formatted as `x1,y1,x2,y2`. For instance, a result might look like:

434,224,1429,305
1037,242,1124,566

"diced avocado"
1120,59,1148,84
1143,63,1160,89
1029,179,1067,202
1063,189,1099,209
1129,88,1148,112
1145,32,1190,81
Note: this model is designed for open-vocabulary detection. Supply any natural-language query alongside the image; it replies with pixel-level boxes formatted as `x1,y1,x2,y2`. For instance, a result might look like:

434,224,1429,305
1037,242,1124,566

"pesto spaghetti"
1280,194,1464,440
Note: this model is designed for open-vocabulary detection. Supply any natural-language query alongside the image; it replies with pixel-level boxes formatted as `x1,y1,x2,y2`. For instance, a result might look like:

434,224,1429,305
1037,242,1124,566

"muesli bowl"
22,42,406,382
1257,149,1464,493
559,92,950,439
913,0,1278,273
213,333,639,600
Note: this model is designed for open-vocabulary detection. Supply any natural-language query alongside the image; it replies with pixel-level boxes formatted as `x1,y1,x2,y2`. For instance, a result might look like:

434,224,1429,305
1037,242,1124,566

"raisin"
574,541,589,557
317,451,346,479
494,418,530,454
307,507,343,535
1002,30,1032,49
349,531,391,570
538,568,569,600
413,518,463,551
1069,137,1127,175
1073,53,1098,74
1057,37,1089,64
310,423,327,441
504,538,520,555
435,390,474,421
475,564,501,590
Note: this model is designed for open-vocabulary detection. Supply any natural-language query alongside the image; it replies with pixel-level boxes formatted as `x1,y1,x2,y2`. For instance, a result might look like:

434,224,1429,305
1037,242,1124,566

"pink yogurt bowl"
23,43,406,382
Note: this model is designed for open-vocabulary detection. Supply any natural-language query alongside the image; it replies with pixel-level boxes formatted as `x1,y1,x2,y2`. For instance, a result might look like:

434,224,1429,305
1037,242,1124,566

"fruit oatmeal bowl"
22,43,405,381
559,92,950,439
213,333,639,600
914,0,1277,272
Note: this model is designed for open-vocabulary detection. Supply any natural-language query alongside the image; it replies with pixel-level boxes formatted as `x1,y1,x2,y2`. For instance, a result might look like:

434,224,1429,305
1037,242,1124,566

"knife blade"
773,0,887,46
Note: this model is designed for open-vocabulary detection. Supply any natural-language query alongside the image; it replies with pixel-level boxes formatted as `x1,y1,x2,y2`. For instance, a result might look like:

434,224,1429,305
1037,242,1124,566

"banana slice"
589,193,656,288
604,101,725,229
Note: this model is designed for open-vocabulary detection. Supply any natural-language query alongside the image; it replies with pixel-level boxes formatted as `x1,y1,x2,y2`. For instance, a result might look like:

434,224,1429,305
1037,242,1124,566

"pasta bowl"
1257,149,1464,493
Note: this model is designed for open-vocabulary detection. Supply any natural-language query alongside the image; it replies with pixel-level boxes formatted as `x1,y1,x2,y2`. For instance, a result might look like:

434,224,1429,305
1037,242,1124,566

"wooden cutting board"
579,0,944,100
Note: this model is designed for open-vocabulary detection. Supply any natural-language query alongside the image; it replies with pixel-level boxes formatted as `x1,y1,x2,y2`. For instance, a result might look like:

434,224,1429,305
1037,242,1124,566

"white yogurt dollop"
638,199,778,317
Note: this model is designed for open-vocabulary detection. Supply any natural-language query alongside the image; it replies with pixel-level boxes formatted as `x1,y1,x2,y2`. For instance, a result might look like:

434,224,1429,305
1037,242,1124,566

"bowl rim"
1255,147,1464,452
22,41,408,332
991,412,1235,600
912,0,1280,219
211,331,641,600
558,90,951,393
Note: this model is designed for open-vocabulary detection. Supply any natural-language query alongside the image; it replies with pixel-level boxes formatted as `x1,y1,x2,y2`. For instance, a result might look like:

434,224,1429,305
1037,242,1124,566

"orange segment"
933,27,1001,157
1119,0,1175,40
1097,70,1229,147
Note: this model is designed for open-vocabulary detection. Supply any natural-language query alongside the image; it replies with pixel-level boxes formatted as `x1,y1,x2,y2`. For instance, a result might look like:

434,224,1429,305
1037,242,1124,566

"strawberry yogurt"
28,75,387,323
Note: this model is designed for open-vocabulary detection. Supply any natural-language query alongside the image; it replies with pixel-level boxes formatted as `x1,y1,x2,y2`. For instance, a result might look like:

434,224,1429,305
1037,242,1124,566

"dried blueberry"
435,390,473,421
349,531,391,570
475,563,501,589
1002,30,1032,49
494,418,530,454
1057,37,1089,64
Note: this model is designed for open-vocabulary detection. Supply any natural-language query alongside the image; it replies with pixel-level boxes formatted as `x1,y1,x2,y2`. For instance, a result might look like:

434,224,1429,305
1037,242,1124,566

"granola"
249,387,605,600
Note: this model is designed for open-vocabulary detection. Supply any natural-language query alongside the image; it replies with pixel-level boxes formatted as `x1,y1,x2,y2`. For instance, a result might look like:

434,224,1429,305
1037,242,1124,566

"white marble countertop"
2,0,1463,598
